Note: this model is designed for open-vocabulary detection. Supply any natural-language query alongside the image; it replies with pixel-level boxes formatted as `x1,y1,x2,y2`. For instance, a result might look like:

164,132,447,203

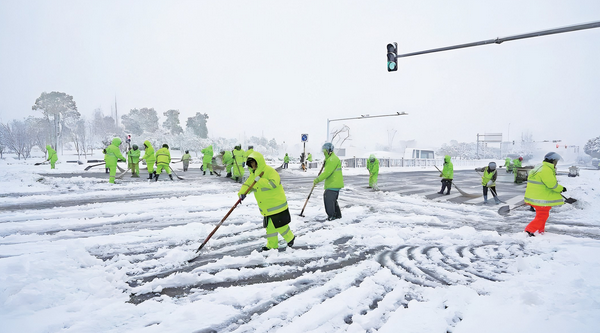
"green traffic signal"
387,42,398,72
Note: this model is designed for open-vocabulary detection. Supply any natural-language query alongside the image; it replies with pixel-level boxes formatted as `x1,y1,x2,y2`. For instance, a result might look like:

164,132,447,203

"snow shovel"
562,193,577,204
498,201,529,216
299,162,326,217
115,168,132,179
192,171,265,256
34,161,47,166
168,166,184,180
434,166,480,198
84,162,106,171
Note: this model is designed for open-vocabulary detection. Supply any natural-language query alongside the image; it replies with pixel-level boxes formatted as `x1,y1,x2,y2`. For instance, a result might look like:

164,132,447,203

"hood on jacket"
444,155,451,163
247,150,266,175
369,154,376,161
46,145,52,150
111,137,122,147
144,140,153,149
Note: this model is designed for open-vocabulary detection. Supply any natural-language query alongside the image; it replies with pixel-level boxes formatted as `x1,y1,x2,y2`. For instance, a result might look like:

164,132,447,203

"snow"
1,156,600,333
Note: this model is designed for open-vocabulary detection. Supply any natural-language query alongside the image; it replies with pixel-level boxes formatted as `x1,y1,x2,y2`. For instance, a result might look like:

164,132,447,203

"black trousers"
324,189,342,219
483,186,498,198
440,179,452,194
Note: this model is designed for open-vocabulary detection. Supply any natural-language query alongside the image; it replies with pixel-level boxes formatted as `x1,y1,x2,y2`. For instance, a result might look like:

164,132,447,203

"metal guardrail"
308,158,483,169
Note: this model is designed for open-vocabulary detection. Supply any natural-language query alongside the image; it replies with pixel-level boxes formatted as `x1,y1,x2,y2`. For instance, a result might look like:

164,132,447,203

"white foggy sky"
1,0,599,153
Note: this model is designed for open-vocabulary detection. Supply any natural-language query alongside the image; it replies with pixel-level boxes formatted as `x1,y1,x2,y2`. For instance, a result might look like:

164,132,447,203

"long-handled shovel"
85,162,106,171
499,194,577,216
562,193,577,204
434,165,481,198
192,171,264,256
498,201,529,216
34,161,47,166
115,168,131,179
168,166,184,180
299,162,326,217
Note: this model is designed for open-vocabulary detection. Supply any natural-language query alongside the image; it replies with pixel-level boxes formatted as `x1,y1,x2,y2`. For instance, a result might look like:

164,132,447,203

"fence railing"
308,158,483,169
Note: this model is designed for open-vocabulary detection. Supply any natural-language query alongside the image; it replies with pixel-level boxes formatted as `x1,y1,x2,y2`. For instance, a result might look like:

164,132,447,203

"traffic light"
387,42,398,72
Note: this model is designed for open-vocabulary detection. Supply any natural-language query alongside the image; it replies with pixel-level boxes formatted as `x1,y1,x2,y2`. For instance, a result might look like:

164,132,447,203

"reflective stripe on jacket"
238,151,288,217
524,162,564,207
156,147,171,166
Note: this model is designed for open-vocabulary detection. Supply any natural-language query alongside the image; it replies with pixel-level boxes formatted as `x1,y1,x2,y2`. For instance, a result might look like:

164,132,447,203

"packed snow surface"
1,158,599,333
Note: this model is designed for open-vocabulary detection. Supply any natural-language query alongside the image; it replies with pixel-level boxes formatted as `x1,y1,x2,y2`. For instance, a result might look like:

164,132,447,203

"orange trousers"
525,205,551,234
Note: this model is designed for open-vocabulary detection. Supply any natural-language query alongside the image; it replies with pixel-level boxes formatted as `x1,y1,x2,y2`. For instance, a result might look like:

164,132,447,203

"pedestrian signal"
387,42,398,72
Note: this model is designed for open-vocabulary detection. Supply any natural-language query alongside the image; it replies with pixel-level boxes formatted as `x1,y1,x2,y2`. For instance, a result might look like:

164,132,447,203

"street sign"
301,134,308,142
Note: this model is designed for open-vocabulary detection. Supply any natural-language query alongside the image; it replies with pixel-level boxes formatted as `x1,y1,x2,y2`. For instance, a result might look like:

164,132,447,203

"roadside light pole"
326,112,408,143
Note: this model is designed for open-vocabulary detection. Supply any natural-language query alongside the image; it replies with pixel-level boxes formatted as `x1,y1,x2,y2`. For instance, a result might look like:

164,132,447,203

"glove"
562,187,567,192
486,180,493,187
239,194,246,201
313,178,319,185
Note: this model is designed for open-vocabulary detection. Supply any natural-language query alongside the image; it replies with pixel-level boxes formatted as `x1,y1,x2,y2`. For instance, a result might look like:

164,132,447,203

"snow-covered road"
1,162,599,332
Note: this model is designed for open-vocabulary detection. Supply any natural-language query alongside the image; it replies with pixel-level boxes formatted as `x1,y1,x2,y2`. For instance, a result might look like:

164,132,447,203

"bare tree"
330,125,351,148
27,117,52,154
71,118,88,160
0,120,34,160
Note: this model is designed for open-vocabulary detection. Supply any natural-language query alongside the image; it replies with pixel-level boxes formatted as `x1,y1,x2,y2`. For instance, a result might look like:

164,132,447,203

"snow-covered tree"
162,110,184,135
584,136,600,158
26,117,52,154
0,120,34,159
122,108,159,136
71,118,88,159
31,91,80,153
186,113,209,138
91,109,121,150
437,141,478,159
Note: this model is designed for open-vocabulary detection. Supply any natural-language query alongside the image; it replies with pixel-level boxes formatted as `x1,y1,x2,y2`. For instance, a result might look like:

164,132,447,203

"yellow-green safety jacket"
105,138,126,167
367,155,379,175
46,145,58,163
128,149,141,163
476,166,497,187
202,145,213,164
223,151,233,165
142,140,156,164
524,161,564,207
513,159,522,168
238,151,288,217
441,155,453,180
156,147,171,166
316,151,344,189
244,148,254,162
233,148,245,165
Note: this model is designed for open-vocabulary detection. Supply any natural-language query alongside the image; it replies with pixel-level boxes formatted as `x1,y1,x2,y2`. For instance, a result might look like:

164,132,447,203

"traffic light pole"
394,21,600,59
